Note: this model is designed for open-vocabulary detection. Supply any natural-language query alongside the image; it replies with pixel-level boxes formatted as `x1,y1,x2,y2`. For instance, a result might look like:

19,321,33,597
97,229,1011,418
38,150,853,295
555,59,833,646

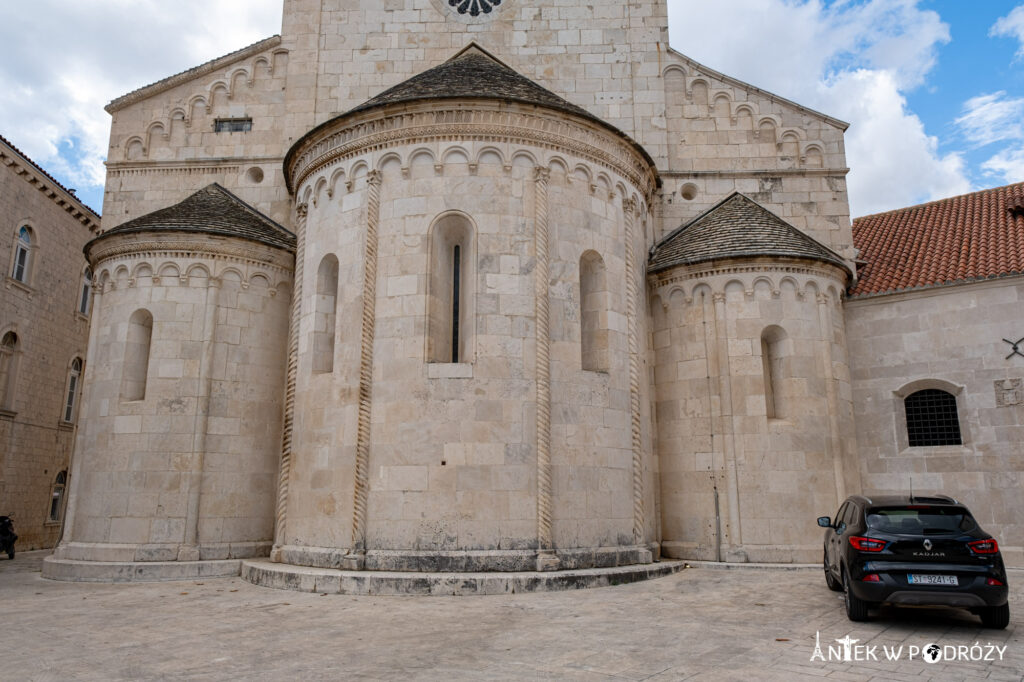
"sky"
2,0,1023,218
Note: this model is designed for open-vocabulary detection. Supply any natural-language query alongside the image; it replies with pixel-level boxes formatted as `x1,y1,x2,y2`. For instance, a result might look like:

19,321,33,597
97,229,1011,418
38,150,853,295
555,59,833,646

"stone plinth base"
241,559,684,596
275,545,654,572
42,556,242,583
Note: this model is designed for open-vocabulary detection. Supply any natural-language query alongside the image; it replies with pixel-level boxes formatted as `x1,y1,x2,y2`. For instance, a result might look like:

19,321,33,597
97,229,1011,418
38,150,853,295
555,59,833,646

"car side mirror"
817,516,832,528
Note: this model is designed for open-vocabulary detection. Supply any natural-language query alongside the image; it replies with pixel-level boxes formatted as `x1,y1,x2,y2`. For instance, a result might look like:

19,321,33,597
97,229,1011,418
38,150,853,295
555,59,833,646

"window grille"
214,118,252,133
49,471,67,522
13,226,31,282
905,389,962,446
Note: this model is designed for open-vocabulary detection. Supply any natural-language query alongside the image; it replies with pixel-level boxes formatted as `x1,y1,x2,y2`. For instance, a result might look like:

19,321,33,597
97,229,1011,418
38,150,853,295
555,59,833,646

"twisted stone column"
347,170,383,570
533,167,559,572
271,203,307,562
622,197,646,548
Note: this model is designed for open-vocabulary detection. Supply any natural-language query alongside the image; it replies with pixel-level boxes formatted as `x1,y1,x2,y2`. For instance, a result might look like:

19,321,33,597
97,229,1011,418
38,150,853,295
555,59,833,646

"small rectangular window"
214,118,252,133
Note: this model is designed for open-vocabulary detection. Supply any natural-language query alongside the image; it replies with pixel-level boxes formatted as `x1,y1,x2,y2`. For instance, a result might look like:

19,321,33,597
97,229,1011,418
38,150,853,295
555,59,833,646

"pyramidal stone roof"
346,45,597,121
93,184,295,251
851,181,1024,297
649,192,849,274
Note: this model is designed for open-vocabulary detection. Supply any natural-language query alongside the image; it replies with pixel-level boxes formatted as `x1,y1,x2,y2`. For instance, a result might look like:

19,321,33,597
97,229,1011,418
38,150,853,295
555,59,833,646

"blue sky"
3,0,1024,217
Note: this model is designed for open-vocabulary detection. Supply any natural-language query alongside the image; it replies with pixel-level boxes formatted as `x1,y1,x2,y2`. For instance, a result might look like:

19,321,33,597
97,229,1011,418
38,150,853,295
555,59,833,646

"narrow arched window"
761,325,788,419
0,332,19,411
580,251,609,372
121,309,153,401
905,389,962,446
63,357,83,423
78,267,93,315
48,471,67,522
313,255,339,373
12,226,32,283
428,214,474,364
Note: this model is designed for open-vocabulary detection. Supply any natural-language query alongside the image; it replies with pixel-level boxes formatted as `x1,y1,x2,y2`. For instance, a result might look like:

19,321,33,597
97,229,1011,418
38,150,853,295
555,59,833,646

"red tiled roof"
850,182,1024,297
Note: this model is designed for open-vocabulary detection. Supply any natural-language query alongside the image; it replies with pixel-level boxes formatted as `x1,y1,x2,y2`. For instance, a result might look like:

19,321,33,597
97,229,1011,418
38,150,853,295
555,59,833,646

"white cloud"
981,148,1024,181
990,5,1024,60
667,0,970,215
956,92,1024,147
0,0,280,209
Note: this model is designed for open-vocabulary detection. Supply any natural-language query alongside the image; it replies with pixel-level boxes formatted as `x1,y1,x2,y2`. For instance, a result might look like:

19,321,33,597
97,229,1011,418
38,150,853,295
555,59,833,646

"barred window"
905,389,962,447
49,471,67,522
214,118,252,133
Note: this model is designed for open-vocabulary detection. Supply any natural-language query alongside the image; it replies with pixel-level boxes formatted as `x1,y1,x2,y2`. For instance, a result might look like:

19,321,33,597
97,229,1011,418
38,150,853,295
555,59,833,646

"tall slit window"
121,309,153,401
78,267,93,315
63,357,83,423
0,332,19,411
905,389,962,446
428,214,473,364
761,325,788,419
313,255,339,373
579,251,609,372
12,226,32,283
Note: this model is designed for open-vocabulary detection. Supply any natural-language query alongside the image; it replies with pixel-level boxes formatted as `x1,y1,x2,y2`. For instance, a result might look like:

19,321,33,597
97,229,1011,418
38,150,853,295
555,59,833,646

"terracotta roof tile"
850,182,1024,297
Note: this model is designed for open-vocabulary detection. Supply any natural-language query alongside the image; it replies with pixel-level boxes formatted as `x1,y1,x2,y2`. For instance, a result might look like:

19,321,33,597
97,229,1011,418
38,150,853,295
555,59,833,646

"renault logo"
923,539,933,550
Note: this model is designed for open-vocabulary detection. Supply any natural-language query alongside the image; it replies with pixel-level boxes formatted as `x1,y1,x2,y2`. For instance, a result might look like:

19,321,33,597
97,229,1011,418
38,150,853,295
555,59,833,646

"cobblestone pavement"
2,551,1021,681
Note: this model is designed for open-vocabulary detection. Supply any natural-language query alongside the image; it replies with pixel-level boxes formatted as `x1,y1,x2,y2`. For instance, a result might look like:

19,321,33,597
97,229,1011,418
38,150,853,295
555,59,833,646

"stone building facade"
46,0,1022,581
1,134,101,551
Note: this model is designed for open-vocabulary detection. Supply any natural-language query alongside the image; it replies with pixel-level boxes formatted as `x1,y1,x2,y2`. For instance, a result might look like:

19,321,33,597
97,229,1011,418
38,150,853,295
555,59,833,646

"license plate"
908,574,957,586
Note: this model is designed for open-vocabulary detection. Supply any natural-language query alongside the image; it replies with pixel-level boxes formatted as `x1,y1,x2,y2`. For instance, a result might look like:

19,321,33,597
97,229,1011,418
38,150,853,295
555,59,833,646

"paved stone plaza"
4,551,1021,680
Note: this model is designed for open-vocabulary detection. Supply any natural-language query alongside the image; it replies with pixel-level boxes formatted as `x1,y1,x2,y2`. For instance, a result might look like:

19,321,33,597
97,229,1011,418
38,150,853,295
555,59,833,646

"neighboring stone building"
0,134,101,550
847,183,1024,567
45,0,1022,584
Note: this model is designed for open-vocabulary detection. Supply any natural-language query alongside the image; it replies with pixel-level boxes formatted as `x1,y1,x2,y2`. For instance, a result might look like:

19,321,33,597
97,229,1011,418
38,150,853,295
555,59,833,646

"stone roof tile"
94,184,295,251
851,182,1024,297
649,192,849,274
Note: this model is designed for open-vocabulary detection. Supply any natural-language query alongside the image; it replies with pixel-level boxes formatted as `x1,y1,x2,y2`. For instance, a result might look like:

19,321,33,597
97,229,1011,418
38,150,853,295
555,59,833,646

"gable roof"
106,36,282,113
850,182,1024,297
649,192,850,274
90,184,294,251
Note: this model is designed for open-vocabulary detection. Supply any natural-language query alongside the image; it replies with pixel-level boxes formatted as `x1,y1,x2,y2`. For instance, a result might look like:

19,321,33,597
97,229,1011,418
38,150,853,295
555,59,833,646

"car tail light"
849,536,887,552
862,573,881,582
968,539,999,554
986,578,1004,586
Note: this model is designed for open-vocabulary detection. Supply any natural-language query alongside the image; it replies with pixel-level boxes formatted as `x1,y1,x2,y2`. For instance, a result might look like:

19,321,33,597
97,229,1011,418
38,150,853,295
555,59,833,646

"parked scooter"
0,516,16,559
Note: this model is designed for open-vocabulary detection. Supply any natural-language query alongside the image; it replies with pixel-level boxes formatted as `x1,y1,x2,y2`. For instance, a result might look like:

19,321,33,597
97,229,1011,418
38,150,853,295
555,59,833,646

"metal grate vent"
905,389,962,447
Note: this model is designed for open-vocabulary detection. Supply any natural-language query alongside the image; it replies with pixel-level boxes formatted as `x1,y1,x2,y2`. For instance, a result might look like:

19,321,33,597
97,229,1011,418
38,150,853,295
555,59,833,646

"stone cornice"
87,231,294,273
649,257,848,292
660,168,850,179
106,36,283,113
286,101,659,200
1,138,101,232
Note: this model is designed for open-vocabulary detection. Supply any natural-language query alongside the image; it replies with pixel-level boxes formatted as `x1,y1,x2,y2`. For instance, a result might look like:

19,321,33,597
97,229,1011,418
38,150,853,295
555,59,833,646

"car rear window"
866,506,976,535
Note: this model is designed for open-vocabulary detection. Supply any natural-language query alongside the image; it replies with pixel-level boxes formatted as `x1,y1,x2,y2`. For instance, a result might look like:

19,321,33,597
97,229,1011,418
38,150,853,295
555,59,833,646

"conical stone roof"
91,184,295,252
346,45,596,121
649,192,849,275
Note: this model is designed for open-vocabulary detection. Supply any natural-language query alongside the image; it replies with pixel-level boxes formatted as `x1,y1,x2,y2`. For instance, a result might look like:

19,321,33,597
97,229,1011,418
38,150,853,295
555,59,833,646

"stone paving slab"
3,551,1022,680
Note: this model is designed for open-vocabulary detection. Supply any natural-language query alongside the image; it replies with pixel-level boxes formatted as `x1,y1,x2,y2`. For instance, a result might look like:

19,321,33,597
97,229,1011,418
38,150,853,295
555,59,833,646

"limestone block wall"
658,52,854,260
281,0,671,163
58,235,291,562
0,141,99,550
103,39,293,228
280,100,659,570
847,278,1024,567
650,261,857,563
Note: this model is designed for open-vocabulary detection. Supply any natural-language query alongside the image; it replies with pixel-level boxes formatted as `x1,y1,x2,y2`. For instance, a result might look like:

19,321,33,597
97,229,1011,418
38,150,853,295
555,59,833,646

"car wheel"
824,553,842,592
843,569,869,622
979,603,1010,629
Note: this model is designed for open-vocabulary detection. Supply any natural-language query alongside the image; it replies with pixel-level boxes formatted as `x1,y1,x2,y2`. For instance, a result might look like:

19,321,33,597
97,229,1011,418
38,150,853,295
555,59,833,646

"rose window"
448,0,502,16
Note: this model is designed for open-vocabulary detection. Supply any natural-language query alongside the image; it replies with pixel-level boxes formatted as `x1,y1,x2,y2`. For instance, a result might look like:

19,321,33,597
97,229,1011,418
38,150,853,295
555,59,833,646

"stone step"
42,556,242,583
241,559,686,596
